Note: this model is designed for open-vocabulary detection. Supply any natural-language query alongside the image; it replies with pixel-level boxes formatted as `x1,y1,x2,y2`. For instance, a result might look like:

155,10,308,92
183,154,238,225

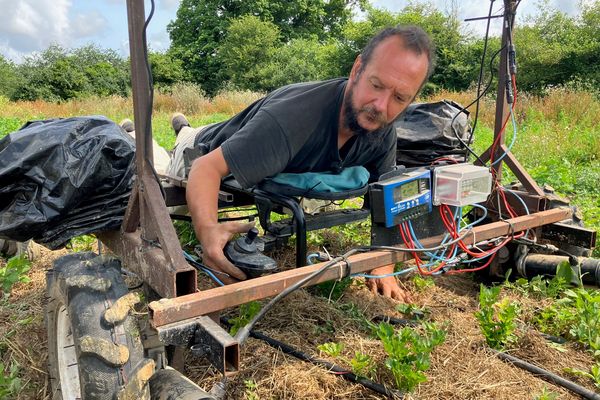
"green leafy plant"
396,303,430,320
0,362,22,398
504,262,573,298
533,386,560,400
564,364,600,389
229,301,261,336
373,322,446,392
313,276,353,301
411,274,435,291
475,284,520,349
0,255,31,294
67,234,97,252
350,351,376,379
535,288,600,356
317,341,344,357
317,342,376,379
244,379,260,400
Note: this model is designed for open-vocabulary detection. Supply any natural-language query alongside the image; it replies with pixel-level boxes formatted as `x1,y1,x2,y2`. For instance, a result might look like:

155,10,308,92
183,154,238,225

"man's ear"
349,55,362,81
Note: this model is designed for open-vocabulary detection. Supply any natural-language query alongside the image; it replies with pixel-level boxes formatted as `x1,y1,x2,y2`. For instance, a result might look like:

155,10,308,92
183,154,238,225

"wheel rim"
56,304,82,398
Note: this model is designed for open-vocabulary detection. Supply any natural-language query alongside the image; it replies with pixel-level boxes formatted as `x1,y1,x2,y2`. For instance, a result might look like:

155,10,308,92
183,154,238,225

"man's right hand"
198,221,256,284
186,147,250,285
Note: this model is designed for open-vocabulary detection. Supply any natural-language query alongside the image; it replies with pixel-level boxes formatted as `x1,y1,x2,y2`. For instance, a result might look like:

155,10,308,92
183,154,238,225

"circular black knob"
245,227,259,244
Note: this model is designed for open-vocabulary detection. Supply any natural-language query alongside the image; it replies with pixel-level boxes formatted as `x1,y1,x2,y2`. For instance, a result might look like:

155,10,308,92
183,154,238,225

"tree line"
0,1,598,102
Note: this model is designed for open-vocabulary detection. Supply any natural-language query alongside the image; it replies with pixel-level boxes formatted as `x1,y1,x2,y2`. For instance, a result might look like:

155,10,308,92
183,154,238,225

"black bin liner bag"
395,100,472,167
0,116,135,249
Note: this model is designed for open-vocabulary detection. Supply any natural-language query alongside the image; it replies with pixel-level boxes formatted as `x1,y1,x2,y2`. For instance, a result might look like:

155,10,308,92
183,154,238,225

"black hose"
248,328,403,399
220,317,402,398
492,349,600,400
371,315,419,327
539,332,567,344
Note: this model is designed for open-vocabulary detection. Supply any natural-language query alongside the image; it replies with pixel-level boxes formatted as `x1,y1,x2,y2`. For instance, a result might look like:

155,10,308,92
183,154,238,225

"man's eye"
372,82,382,89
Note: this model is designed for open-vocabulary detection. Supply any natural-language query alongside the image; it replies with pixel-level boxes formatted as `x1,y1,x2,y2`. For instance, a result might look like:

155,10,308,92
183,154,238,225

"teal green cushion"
268,166,370,193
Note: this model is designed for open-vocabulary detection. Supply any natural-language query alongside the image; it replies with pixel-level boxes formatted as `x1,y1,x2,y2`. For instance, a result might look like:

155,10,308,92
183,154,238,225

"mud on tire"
46,252,154,400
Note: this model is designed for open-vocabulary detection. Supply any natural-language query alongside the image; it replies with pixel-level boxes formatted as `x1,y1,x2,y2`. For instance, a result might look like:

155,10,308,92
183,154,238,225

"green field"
1,89,598,253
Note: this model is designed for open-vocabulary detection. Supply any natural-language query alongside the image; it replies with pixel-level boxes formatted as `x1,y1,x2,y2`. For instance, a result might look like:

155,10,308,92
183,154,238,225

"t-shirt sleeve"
367,130,397,182
220,110,292,188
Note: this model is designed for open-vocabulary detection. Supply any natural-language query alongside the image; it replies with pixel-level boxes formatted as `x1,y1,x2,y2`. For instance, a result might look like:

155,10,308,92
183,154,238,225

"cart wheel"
149,368,216,399
46,252,154,400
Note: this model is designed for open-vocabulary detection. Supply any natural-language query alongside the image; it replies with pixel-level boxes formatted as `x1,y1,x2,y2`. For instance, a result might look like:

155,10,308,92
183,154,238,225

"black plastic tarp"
395,99,471,167
0,116,135,249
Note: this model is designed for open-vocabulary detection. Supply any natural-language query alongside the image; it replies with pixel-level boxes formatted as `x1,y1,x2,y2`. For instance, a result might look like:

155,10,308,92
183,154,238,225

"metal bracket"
191,316,239,376
155,316,240,376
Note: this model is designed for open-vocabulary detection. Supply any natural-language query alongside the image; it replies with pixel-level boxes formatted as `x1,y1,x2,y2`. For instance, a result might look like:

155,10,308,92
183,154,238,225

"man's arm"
186,147,253,283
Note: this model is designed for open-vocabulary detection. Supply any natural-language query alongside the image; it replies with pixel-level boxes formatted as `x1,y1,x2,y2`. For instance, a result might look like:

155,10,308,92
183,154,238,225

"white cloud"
160,0,180,11
71,10,108,38
0,0,71,57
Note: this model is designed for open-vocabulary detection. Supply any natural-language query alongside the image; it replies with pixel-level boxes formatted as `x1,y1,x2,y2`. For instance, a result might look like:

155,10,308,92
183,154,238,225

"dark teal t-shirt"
196,78,396,188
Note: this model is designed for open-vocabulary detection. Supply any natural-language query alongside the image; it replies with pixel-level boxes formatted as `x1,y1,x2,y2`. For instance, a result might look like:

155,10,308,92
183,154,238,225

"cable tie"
502,219,515,238
336,256,352,281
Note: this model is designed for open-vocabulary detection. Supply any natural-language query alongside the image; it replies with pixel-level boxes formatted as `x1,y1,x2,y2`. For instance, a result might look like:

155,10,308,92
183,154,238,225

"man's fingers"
219,260,247,280
382,286,392,299
226,220,256,234
367,280,378,294
206,253,247,281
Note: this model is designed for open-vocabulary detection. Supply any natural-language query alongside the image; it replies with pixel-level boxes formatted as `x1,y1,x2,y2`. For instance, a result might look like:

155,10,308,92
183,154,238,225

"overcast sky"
0,0,590,62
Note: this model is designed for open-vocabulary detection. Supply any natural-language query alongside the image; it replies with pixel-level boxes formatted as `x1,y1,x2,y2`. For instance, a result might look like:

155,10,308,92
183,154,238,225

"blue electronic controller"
369,168,432,227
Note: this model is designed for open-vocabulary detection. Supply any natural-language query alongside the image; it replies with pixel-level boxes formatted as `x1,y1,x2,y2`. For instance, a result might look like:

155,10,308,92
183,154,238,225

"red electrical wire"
446,252,498,275
401,221,453,276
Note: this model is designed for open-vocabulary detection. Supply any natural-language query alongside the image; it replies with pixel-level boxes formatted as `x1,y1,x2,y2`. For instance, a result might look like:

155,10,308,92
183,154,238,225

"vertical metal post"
490,0,516,182
126,0,154,234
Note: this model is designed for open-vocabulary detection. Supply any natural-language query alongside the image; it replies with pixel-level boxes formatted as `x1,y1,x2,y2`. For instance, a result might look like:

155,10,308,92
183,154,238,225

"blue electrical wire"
353,266,418,279
306,253,321,265
183,251,225,286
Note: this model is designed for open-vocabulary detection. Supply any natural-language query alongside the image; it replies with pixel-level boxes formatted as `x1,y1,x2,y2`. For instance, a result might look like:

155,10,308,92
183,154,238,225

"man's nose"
372,94,390,115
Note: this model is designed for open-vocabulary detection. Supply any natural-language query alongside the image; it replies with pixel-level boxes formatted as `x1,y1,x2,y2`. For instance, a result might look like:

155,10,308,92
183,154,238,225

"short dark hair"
359,25,435,82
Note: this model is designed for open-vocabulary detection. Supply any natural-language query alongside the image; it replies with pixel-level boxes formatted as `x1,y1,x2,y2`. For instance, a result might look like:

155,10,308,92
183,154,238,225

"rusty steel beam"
148,208,572,327
98,230,197,298
499,145,545,197
485,189,547,215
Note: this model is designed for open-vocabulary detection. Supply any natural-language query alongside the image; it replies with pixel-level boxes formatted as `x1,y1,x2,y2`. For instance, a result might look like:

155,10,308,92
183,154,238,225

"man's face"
343,36,429,135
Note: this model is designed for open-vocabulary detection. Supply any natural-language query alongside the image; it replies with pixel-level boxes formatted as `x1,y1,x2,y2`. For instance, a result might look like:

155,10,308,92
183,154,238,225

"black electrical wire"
140,0,166,199
170,213,259,223
492,349,600,400
450,45,504,165
463,0,495,161
449,0,499,165
234,248,363,344
234,227,483,345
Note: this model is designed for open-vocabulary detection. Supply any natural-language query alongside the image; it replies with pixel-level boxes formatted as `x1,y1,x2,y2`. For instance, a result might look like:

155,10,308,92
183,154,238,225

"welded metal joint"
154,316,240,376
191,316,240,376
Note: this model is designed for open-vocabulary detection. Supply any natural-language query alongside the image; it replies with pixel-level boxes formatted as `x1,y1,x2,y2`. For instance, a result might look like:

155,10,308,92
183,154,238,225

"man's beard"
342,84,391,142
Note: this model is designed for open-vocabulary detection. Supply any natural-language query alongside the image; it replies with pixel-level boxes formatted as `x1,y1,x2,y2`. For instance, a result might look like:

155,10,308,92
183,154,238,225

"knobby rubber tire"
149,368,215,400
46,252,153,400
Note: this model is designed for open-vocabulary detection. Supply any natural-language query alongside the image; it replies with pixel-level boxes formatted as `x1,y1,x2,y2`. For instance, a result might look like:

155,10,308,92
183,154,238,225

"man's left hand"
365,265,412,303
